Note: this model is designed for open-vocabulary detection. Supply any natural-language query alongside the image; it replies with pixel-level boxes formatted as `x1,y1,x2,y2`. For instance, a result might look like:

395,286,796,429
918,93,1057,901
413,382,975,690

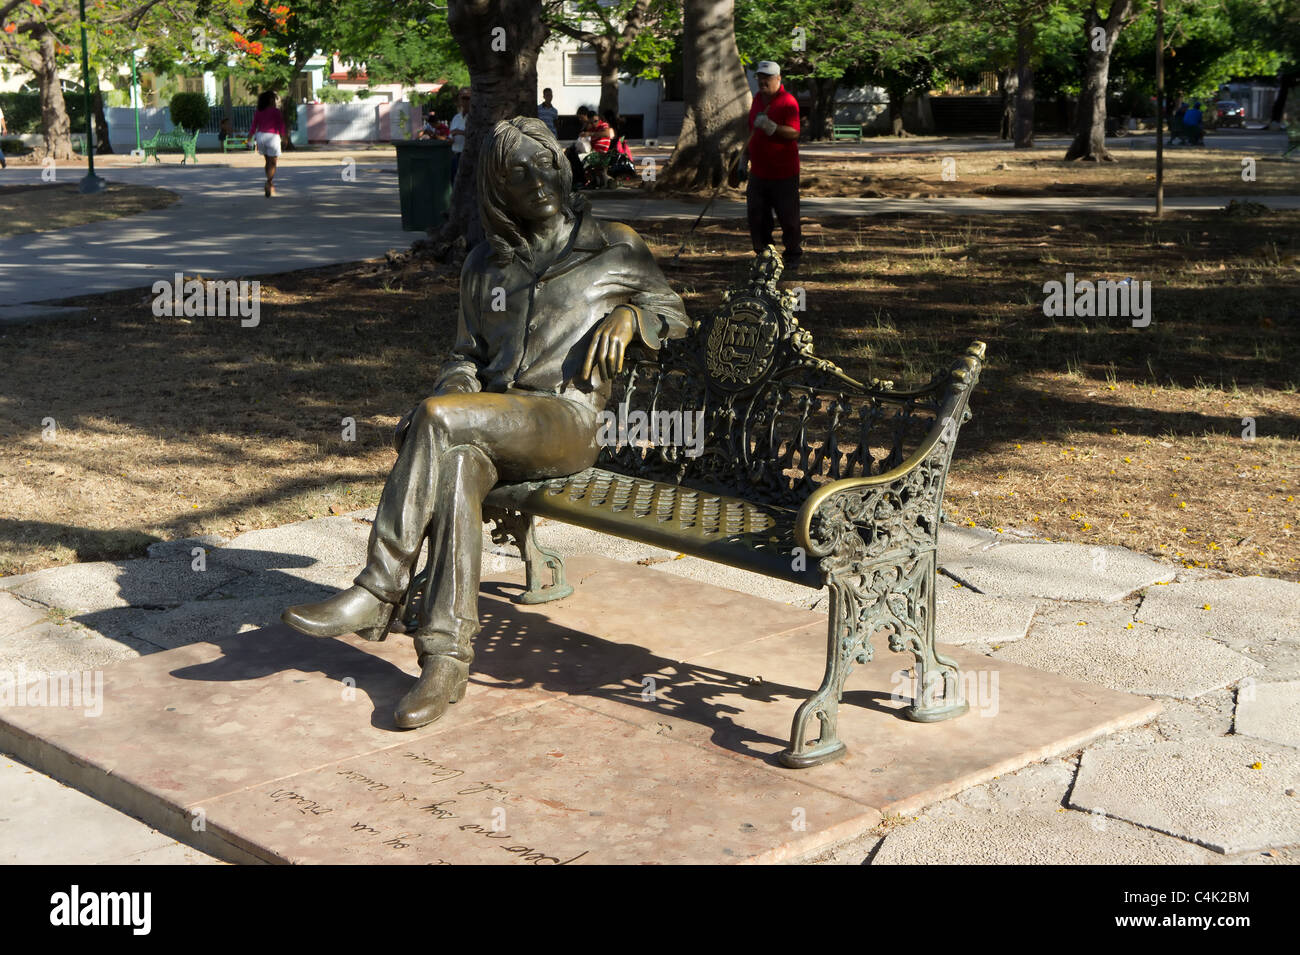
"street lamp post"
131,49,141,154
77,0,106,193
1155,0,1164,218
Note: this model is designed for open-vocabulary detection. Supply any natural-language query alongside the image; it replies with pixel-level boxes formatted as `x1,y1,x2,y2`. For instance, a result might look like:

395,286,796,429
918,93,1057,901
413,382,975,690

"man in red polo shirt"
746,61,802,272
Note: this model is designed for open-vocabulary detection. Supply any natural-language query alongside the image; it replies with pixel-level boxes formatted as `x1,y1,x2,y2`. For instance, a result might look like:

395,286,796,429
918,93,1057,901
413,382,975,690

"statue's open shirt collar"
521,198,607,282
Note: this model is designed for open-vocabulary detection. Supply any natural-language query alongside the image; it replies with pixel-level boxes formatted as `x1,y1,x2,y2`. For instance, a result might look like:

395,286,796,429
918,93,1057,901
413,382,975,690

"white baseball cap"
755,61,781,76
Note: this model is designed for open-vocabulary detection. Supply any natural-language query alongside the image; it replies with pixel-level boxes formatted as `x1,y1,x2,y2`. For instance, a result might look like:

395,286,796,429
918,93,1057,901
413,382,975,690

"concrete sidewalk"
1,514,1296,863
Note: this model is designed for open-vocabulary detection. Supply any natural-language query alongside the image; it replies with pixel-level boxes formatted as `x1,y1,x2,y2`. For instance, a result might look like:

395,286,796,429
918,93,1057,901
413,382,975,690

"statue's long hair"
477,116,581,270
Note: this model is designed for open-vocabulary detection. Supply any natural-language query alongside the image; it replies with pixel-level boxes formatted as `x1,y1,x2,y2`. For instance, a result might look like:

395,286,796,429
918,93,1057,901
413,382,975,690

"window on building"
566,50,601,86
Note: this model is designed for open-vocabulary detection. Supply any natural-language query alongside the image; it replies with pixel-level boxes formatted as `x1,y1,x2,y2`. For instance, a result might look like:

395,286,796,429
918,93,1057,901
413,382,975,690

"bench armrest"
794,342,985,560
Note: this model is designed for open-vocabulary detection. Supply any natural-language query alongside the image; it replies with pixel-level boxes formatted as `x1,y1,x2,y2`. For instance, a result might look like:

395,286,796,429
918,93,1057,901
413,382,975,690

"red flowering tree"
224,1,334,149
0,0,247,158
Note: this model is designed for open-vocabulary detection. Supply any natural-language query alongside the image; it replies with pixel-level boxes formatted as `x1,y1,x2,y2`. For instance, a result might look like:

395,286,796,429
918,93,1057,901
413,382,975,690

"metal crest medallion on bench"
704,299,780,391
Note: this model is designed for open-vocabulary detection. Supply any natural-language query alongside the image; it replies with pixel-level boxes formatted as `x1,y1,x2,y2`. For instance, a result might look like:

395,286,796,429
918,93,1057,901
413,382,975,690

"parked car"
1215,100,1245,127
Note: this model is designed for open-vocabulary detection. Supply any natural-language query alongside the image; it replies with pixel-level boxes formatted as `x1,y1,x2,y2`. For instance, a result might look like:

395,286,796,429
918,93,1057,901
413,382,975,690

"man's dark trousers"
746,173,801,262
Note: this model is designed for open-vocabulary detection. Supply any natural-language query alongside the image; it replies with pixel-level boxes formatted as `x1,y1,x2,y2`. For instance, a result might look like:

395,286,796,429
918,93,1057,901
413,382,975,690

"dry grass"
0,182,180,237
659,145,1300,200
1,209,1296,582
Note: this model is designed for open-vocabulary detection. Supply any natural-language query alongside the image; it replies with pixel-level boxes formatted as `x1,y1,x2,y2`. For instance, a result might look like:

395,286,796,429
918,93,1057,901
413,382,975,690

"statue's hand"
582,305,637,384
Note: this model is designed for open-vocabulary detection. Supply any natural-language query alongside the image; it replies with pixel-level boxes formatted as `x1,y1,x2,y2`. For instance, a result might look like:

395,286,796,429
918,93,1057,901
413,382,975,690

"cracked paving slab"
934,584,1037,646
216,516,375,570
1069,735,1300,854
0,560,248,614
0,620,153,678
868,759,1217,864
939,541,1177,602
1137,577,1300,645
1234,680,1300,750
992,600,1260,699
1137,577,1300,680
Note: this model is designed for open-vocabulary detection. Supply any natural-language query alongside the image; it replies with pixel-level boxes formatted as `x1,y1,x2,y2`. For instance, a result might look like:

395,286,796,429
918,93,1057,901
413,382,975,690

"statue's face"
503,137,564,225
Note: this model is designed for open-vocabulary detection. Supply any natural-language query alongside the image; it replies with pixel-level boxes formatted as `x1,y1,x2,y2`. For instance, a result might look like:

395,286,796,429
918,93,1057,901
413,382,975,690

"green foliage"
0,93,44,135
1110,0,1282,108
168,91,211,132
316,85,356,104
427,84,464,118
544,0,676,83
333,3,469,88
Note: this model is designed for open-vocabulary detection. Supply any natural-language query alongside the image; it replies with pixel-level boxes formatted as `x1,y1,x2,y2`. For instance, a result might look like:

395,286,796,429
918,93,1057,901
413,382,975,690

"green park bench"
1284,125,1300,158
142,128,199,164
832,123,863,142
222,131,252,153
401,248,987,768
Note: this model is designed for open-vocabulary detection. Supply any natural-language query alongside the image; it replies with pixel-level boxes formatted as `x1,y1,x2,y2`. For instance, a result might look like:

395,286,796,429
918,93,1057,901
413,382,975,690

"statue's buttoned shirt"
434,203,690,411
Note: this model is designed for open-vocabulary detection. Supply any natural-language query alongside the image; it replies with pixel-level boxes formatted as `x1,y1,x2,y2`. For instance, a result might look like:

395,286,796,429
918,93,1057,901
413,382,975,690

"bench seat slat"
486,468,822,588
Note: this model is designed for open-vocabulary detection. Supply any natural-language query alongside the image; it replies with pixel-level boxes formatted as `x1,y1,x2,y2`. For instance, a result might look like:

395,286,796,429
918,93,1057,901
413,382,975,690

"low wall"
302,101,415,143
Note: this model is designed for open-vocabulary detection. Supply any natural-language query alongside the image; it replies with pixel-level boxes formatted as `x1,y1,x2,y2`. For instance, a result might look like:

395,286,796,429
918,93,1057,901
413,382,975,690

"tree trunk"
439,0,550,249
1014,17,1036,148
657,0,751,191
888,84,906,136
93,89,114,155
807,76,837,140
32,29,75,160
1064,1,1133,162
1270,70,1297,126
596,39,620,119
222,75,235,127
998,68,1017,140
278,53,312,152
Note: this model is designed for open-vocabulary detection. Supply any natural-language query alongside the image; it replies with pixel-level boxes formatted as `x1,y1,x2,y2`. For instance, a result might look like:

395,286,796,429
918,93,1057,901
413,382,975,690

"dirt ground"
2,208,1296,581
0,182,180,237
790,146,1300,198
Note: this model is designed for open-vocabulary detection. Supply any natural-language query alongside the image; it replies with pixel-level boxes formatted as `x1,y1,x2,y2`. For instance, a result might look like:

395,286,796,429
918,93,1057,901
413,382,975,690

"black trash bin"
394,140,454,231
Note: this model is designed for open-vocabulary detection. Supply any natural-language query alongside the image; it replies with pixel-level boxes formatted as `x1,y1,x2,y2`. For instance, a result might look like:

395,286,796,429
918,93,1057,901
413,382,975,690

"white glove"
755,114,778,136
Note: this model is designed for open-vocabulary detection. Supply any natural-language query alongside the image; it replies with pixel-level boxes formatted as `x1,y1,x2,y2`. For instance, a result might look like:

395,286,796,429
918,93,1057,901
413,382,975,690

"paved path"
1,162,412,305
1,516,1296,863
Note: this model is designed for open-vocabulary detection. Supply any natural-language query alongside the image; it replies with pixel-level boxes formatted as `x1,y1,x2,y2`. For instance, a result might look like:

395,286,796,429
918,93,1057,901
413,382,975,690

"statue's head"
478,117,576,268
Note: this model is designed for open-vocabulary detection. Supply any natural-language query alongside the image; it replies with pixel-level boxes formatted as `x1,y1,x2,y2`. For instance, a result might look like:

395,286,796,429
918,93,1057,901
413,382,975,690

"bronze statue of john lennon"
282,117,690,729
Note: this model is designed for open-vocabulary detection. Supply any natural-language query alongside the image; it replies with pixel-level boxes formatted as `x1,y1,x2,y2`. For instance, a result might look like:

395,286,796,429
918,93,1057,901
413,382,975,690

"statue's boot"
395,633,474,729
281,585,396,643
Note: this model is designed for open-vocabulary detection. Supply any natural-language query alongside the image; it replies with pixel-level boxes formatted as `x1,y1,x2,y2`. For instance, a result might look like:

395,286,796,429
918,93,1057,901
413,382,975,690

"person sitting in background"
218,117,233,146
588,111,613,155
419,110,450,141
565,106,593,186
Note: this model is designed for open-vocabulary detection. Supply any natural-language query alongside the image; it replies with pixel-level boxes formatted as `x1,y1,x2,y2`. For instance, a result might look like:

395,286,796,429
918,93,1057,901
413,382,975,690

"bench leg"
779,572,864,768
487,509,573,604
893,551,969,723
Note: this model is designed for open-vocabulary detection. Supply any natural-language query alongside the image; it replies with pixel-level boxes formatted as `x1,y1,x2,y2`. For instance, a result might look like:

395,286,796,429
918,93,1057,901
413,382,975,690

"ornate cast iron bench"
142,129,200,164
405,248,986,768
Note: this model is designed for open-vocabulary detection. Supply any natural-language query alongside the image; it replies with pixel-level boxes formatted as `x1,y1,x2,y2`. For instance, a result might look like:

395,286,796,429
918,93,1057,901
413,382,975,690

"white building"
535,33,672,140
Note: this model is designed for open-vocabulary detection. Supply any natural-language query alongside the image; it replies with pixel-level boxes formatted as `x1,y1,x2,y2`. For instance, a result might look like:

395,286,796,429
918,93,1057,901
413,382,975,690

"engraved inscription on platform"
254,750,592,864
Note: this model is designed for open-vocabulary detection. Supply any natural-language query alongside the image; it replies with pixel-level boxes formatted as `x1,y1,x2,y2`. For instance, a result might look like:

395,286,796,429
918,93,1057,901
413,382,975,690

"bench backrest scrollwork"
599,248,976,511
